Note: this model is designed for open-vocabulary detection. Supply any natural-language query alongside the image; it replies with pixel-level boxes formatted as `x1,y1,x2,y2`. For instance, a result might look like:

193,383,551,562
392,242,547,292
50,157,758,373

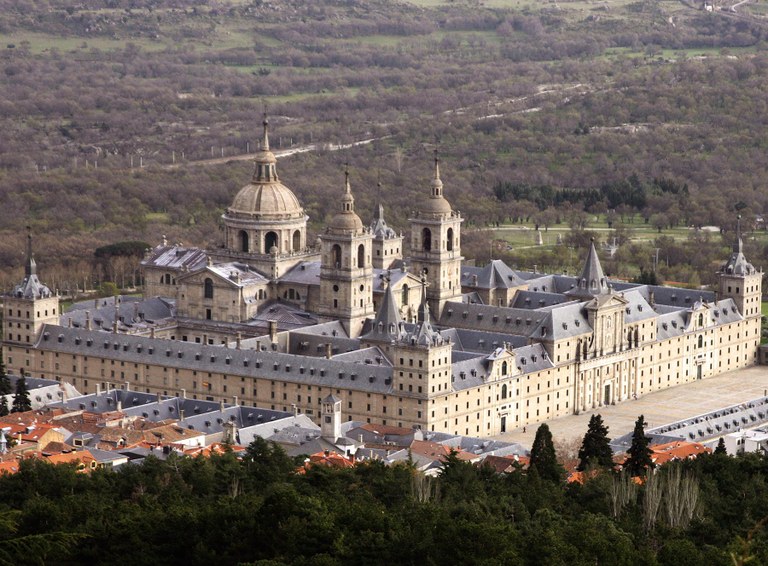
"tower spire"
735,214,743,253
261,110,270,152
25,226,36,277
431,149,443,198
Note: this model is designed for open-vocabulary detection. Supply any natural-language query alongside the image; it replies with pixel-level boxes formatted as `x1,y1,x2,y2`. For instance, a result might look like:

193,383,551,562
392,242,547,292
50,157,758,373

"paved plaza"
493,365,768,448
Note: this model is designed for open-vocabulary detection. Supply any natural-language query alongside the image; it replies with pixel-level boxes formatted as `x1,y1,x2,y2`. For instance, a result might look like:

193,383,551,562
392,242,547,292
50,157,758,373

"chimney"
219,399,225,412
180,388,186,399
116,399,122,412
291,404,298,416
125,381,130,392
269,320,278,343
85,311,91,331
325,343,333,359
203,333,208,345
236,333,242,350
179,408,185,421
96,382,101,395
233,395,239,406
150,327,156,339
68,318,72,328
156,392,161,404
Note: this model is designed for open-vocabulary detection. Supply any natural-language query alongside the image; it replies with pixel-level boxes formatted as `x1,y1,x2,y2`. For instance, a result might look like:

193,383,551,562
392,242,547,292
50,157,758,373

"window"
332,244,342,268
447,227,454,251
239,230,249,252
292,230,301,251
422,227,432,252
265,231,278,253
357,244,365,268
204,278,214,299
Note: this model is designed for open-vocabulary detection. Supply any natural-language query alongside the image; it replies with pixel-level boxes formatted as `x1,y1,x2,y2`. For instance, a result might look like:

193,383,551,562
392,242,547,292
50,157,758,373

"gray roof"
361,281,406,343
279,261,320,286
36,324,396,395
141,244,208,272
461,260,527,289
62,296,175,332
566,241,610,299
722,240,757,276
370,203,398,240
510,290,569,310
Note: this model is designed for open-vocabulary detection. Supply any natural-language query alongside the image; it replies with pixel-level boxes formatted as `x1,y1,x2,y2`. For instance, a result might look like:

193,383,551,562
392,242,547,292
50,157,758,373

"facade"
3,120,763,437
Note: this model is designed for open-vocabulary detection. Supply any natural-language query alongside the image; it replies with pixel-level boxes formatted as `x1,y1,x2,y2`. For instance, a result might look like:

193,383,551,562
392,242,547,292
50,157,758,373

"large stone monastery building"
3,118,763,436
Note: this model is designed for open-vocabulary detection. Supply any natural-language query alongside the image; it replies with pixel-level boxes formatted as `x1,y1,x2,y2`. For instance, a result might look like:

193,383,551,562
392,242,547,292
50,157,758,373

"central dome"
228,180,304,220
226,118,304,221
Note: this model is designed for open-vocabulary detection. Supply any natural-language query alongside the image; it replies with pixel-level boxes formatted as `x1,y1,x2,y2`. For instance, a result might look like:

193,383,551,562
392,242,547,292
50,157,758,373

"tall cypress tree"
625,415,654,476
529,423,564,482
11,373,32,413
714,437,727,455
577,414,614,471
0,352,11,397
0,352,11,417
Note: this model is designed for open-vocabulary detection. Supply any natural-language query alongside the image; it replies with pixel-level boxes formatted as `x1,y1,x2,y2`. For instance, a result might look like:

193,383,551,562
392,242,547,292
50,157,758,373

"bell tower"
409,153,463,318
317,167,374,338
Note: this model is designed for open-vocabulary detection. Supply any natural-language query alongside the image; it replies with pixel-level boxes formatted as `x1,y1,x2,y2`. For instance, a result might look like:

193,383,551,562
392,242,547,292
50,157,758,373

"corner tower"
719,216,762,319
3,232,60,367
408,153,463,318
317,168,374,338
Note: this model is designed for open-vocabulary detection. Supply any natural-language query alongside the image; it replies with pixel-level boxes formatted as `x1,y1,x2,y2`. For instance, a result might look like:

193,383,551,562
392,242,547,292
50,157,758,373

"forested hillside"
1,441,767,565
2,0,768,289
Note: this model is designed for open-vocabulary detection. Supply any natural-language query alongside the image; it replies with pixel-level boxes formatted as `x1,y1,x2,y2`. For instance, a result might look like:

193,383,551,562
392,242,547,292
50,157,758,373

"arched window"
204,278,214,299
265,232,278,253
697,335,703,348
501,384,508,399
501,361,508,375
401,284,409,306
357,244,365,268
447,227,454,251
698,313,704,327
292,230,301,251
422,228,432,252
332,244,342,268
239,230,249,253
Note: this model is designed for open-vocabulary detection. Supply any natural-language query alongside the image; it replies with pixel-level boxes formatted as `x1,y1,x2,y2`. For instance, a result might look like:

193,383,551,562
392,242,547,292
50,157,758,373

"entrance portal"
604,383,611,405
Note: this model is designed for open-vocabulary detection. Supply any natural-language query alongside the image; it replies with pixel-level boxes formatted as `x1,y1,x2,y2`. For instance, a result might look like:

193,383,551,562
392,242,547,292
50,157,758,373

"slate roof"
36,325,396,395
566,240,610,299
461,260,527,289
62,296,175,331
361,281,406,343
141,244,208,272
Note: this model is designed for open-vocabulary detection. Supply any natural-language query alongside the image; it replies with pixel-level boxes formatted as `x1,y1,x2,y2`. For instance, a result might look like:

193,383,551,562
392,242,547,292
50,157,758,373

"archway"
292,230,301,251
357,244,365,268
447,227,454,251
265,232,278,253
422,228,432,252
332,244,342,268
239,230,249,253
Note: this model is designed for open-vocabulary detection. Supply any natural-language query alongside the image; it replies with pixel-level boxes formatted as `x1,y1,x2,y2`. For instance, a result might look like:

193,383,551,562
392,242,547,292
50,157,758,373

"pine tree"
577,414,614,471
529,423,564,482
714,437,727,455
11,373,32,413
0,397,8,417
625,415,654,476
